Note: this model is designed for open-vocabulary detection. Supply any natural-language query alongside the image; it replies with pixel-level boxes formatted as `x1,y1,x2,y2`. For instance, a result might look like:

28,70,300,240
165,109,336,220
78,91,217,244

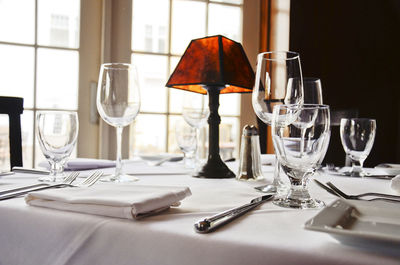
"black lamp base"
194,156,235,179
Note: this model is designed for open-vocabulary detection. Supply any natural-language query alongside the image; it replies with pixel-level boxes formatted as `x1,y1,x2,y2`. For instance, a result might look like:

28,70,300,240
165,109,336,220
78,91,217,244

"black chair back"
0,96,24,169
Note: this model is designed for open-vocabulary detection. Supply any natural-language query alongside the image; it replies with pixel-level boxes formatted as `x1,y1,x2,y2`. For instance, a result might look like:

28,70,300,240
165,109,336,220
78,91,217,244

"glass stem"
115,126,123,177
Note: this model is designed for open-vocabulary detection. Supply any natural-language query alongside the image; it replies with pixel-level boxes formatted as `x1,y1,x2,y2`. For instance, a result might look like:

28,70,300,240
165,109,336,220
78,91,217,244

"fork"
326,181,400,202
0,171,80,196
314,179,400,203
0,171,102,201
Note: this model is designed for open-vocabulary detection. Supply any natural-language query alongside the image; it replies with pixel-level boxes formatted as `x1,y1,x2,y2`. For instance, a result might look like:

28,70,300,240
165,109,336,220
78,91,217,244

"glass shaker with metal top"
237,125,264,181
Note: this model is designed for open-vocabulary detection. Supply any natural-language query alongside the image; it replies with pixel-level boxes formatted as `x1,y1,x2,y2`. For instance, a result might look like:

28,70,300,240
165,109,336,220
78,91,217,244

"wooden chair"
0,96,24,169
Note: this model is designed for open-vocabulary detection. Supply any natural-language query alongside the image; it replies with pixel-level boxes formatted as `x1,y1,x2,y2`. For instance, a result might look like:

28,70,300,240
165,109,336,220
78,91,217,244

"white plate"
305,199,400,250
139,154,177,161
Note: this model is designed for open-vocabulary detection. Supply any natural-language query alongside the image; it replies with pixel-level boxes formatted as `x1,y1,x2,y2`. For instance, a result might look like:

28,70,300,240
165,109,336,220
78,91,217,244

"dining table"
0,159,399,265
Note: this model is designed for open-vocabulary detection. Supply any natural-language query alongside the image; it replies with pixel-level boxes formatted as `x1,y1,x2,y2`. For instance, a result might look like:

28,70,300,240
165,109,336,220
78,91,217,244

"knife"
194,195,273,233
12,167,50,175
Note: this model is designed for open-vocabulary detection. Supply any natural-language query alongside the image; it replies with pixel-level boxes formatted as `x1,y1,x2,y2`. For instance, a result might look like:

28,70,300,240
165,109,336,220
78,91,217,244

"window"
0,0,80,170
130,0,243,160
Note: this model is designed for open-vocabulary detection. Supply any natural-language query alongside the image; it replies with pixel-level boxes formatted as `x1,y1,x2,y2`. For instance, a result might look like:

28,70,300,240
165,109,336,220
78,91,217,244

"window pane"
37,0,80,48
132,53,168,113
208,4,242,42
167,115,180,154
219,93,240,116
0,115,10,170
0,44,35,108
171,0,206,55
168,56,184,113
36,48,79,109
132,0,169,53
130,114,167,157
0,0,35,44
220,116,240,160
212,0,243,4
21,111,34,168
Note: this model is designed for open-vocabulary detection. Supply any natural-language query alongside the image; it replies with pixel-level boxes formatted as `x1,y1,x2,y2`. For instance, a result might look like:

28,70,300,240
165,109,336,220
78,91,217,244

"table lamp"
166,35,255,178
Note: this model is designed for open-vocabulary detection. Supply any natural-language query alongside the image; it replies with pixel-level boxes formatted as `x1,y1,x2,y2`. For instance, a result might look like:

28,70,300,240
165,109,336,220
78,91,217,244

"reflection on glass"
36,48,79,109
171,0,206,55
0,0,35,44
212,0,243,4
0,45,35,108
37,0,80,48
130,114,167,157
132,54,168,113
132,0,169,53
208,4,241,41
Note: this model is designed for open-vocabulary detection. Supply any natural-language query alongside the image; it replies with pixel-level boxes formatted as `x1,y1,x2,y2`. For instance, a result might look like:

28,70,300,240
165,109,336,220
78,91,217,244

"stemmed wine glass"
182,91,209,168
303,77,323,104
97,63,140,182
271,104,330,209
252,51,304,194
175,118,197,168
340,118,376,177
36,111,79,182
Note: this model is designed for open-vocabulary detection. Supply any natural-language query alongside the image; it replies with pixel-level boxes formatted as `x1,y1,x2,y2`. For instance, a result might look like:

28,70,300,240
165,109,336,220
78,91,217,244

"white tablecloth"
0,161,399,265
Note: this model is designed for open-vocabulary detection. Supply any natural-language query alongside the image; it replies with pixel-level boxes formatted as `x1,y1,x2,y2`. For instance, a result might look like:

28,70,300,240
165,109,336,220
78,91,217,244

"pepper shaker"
237,125,264,181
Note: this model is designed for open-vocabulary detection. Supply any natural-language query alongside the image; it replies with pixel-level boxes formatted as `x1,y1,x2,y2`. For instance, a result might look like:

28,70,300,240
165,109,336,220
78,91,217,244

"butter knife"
194,195,273,233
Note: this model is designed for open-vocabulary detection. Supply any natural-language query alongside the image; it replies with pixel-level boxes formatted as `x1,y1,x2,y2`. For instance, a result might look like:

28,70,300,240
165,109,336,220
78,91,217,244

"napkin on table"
39,158,115,171
25,185,192,219
391,175,400,194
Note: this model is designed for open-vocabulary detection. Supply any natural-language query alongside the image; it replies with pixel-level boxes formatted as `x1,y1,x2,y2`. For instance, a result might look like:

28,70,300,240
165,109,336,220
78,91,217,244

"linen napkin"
25,184,192,219
39,158,115,171
390,175,400,194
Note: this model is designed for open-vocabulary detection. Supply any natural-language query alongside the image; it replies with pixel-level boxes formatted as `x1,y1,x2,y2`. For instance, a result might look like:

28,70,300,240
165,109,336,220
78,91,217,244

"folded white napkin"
25,185,192,219
391,175,400,194
39,158,115,171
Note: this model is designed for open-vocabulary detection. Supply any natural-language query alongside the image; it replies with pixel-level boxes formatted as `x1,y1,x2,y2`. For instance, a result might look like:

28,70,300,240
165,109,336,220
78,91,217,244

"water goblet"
252,51,304,194
340,118,376,177
182,91,209,168
271,104,330,209
36,111,79,182
97,63,141,182
175,119,197,169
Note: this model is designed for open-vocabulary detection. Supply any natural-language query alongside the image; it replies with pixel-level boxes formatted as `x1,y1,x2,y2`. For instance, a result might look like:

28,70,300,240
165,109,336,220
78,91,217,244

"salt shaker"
236,125,264,181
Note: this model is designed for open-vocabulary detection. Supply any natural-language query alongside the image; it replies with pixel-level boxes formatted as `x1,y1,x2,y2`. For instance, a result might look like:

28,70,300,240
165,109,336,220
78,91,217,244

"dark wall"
290,0,400,166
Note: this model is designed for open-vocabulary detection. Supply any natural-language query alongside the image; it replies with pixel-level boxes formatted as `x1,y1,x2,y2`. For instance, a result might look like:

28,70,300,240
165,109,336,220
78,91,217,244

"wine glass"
271,104,330,209
340,118,376,177
36,111,79,182
97,63,140,182
252,51,304,194
303,77,323,104
175,118,197,168
182,91,209,167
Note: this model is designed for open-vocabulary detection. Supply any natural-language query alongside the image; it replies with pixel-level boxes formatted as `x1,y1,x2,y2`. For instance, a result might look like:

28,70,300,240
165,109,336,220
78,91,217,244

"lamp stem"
207,87,221,159
194,86,235,178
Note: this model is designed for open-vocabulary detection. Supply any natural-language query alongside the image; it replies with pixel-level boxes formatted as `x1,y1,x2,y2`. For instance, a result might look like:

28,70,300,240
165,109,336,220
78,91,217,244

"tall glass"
175,118,197,169
252,51,304,194
340,118,376,177
182,91,209,168
36,111,78,182
271,104,330,209
97,63,141,182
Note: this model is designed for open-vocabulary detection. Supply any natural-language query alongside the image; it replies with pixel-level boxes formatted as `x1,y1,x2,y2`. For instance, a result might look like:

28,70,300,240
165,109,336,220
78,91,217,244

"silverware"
194,195,273,233
326,181,400,201
0,171,103,201
0,172,80,200
12,167,50,175
321,167,396,179
313,179,400,203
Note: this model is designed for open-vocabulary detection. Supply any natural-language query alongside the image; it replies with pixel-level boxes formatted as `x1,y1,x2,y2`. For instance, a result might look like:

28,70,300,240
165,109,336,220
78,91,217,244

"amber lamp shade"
166,35,255,178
